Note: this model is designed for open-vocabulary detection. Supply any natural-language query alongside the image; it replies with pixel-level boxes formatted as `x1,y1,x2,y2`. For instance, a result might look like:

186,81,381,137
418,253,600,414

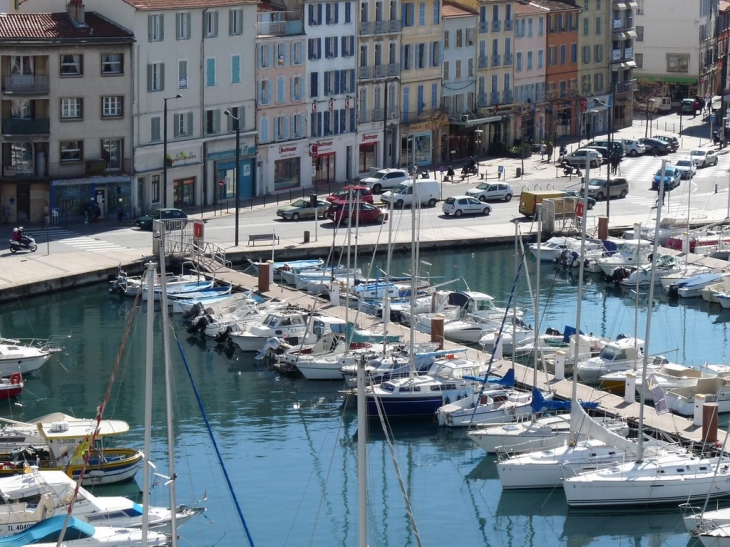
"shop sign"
316,140,335,153
279,144,299,158
361,133,380,143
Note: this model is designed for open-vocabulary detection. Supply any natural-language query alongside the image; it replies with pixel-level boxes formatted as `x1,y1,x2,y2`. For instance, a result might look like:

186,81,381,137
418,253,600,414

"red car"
326,202,388,225
326,185,374,204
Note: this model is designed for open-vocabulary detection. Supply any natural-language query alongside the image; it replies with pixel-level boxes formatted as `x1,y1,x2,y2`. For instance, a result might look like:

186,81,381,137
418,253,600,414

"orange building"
532,0,581,139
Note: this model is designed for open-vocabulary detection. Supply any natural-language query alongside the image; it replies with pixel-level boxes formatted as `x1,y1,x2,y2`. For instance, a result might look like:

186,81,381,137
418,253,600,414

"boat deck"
200,264,722,445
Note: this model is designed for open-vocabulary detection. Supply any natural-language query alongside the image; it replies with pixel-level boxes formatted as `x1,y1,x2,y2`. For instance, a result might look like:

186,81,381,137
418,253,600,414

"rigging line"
173,336,256,547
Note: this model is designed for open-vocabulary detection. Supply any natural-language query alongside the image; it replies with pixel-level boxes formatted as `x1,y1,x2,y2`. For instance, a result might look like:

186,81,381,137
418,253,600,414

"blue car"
651,166,681,191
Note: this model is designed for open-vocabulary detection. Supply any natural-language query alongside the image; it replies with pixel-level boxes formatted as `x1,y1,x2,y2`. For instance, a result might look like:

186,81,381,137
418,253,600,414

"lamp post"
592,97,612,222
224,109,241,247
162,94,182,208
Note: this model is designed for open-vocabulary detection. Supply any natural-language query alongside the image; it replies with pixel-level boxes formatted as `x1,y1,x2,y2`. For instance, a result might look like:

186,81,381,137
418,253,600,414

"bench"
248,233,280,246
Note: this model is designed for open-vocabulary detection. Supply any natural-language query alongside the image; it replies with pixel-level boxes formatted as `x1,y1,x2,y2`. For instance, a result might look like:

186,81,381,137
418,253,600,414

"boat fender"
10,372,21,385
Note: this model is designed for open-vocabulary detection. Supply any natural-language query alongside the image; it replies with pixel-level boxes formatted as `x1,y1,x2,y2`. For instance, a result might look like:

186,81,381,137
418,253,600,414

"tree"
417,107,449,174
633,80,664,138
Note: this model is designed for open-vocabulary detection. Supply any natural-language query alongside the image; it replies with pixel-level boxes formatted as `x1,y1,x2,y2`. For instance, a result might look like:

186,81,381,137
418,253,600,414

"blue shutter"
433,0,440,24
206,58,215,86
431,83,437,108
334,71,341,95
333,37,338,57
402,3,407,24
350,69,355,93
317,3,323,23
403,86,409,122
409,4,415,26
349,108,355,132
345,2,351,23
308,39,314,60
333,110,339,134
326,3,331,23
417,85,424,113
308,4,314,25
350,36,355,57
231,55,240,83
401,45,406,70
341,36,347,56
324,111,330,135
310,72,318,97
334,3,339,23
324,71,330,95
340,70,347,93
325,38,331,58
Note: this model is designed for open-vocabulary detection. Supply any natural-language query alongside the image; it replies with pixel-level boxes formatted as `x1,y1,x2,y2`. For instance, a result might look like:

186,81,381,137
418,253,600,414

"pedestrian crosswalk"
33,226,131,254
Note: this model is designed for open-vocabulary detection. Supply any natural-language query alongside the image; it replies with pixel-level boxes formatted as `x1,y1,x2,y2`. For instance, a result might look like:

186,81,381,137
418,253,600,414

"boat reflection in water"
561,508,686,547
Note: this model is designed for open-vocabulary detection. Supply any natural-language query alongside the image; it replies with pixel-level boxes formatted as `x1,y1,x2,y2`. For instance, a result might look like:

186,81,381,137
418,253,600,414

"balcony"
375,64,387,78
2,118,50,135
375,20,388,34
612,47,633,62
505,19,513,31
492,20,502,32
479,56,488,69
360,21,373,35
359,109,371,123
491,54,501,67
615,78,637,94
490,91,500,105
2,74,49,95
504,53,513,66
256,19,304,37
359,66,373,80
479,21,489,33
387,63,401,77
478,93,488,107
503,90,513,103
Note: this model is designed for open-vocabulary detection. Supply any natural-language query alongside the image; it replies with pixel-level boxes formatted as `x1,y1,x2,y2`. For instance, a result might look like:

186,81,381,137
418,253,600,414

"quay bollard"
431,314,445,350
258,262,271,293
702,403,719,442
598,216,609,240
329,281,340,306
694,394,707,426
624,372,636,404
303,230,310,243
554,350,565,380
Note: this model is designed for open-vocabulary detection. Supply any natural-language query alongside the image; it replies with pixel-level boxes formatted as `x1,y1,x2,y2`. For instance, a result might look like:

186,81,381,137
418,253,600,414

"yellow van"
518,190,568,217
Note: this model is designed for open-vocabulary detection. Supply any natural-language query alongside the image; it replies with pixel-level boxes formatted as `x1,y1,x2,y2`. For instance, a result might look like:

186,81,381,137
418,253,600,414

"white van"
381,179,440,208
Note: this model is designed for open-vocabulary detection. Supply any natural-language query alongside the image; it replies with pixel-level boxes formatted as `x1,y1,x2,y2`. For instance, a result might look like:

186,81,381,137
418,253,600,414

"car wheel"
591,161,598,168
477,195,486,202
376,214,385,224
620,190,627,198
587,202,595,210
482,207,491,216
428,198,437,207
395,199,405,209
443,212,450,216
504,193,512,202
596,192,605,200
455,209,463,217
291,212,300,221
629,149,638,157
372,184,382,194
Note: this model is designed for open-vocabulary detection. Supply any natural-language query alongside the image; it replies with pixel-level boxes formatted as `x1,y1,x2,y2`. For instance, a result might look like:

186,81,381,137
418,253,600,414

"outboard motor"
608,267,631,284
214,326,231,344
186,314,210,334
183,302,204,321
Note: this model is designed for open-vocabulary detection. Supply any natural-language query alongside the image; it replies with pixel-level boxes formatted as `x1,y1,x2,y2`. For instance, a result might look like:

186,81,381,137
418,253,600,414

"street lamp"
592,97,612,223
224,109,241,247
162,94,182,208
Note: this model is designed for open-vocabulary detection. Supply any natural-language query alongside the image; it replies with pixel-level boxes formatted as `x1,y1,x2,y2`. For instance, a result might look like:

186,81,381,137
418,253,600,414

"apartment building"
514,1,548,141
399,0,445,167
635,0,718,102
305,0,358,184
0,4,134,224
356,0,402,172
577,0,608,137
255,5,309,192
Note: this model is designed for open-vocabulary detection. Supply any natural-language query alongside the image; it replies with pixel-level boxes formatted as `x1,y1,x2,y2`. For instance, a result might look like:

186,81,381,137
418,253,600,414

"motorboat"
168,285,233,314
619,255,682,288
0,336,65,377
248,258,323,282
661,264,714,292
538,334,609,376
574,337,644,384
598,358,702,398
188,299,287,338
594,240,653,277
229,309,315,352
664,376,730,415
677,273,726,298
0,373,23,401
406,291,520,333
0,469,203,536
528,236,603,263
719,292,730,309
478,324,535,355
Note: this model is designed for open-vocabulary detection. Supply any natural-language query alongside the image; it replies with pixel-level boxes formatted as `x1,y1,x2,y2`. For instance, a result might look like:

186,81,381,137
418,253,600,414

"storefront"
274,144,302,191
173,177,195,208
209,144,257,202
358,131,381,174
312,139,337,186
50,175,131,222
400,130,432,167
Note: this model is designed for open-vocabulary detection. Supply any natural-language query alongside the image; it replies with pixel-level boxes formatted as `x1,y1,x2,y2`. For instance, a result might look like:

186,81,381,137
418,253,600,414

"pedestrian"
116,206,123,224
446,165,455,182
540,142,546,160
93,203,101,223
692,101,698,119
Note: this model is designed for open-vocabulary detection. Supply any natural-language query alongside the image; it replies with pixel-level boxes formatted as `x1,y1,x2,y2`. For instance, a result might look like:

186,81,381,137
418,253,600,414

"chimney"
68,0,85,26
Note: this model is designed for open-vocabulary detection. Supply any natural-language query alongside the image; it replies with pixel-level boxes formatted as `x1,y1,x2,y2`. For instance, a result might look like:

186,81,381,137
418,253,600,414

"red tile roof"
122,0,256,9
0,12,134,40
442,1,479,17
526,0,580,11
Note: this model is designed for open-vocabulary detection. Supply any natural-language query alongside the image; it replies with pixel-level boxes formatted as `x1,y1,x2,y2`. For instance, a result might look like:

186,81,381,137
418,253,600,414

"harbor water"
1,244,727,547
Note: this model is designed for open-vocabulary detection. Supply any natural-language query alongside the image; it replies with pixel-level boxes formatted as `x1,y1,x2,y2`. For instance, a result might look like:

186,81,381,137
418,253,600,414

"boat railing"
0,334,68,352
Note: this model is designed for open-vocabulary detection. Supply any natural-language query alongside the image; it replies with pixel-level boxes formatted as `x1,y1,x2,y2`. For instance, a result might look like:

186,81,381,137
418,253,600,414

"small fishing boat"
574,337,644,384
0,336,65,377
677,272,726,298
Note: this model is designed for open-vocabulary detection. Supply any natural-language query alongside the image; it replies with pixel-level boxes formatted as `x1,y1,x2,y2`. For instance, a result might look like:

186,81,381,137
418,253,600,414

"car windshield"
476,183,489,190
588,179,606,186
290,199,306,207
690,151,705,156
676,161,691,167
391,184,408,194
445,197,456,204
656,168,674,175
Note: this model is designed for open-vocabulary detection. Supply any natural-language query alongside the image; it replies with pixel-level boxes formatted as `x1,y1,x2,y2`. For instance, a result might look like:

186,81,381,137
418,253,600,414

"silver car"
620,139,645,157
442,196,492,216
690,149,718,167
465,182,514,202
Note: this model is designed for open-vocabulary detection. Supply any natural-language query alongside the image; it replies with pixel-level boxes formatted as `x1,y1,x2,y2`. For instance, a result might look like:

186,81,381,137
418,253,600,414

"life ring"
9,372,21,385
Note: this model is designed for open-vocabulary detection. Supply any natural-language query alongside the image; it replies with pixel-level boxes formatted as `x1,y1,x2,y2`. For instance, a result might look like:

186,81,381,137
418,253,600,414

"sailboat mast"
533,205,541,388
637,159,667,461
142,262,156,544
158,226,179,546
409,167,417,379
357,355,368,547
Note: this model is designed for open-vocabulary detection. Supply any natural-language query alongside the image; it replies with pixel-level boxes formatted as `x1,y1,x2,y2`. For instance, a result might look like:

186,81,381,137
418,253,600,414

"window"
444,30,450,48
325,36,339,58
102,96,123,117
101,53,123,75
538,49,544,68
258,80,272,104
148,62,164,92
205,109,221,134
582,45,591,64
176,12,191,40
528,17,533,36
148,14,164,42
667,53,689,73
570,43,577,63
292,42,303,65
443,60,450,80
60,140,82,162
173,112,193,137
151,116,161,142
433,0,440,24
594,72,604,92
419,2,425,25
276,76,286,102
60,54,82,76
467,27,475,46
310,72,318,97
635,52,643,68
516,52,522,71
309,4,323,25
431,41,440,65
291,113,305,138
342,35,355,57
345,1,352,23
274,116,288,140
206,58,216,86
276,43,288,66
326,2,339,23
151,175,160,203
229,8,243,35
595,16,601,35
291,76,303,100
636,25,644,41
417,43,426,68
102,138,122,170
60,98,82,119
259,45,272,67
636,0,644,15
226,106,242,131
527,51,533,69
231,55,240,83
455,59,462,79
594,44,603,63
583,17,588,36
308,38,322,60
468,57,474,77
456,29,463,47
205,11,219,37
402,2,414,27
178,60,187,89
538,16,544,35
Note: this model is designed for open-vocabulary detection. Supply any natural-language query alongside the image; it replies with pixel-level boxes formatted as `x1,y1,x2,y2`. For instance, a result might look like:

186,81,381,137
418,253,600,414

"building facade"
0,5,134,224
514,1,548,142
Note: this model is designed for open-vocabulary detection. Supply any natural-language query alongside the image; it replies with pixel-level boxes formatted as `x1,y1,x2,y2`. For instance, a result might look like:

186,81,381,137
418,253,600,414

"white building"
514,1,547,141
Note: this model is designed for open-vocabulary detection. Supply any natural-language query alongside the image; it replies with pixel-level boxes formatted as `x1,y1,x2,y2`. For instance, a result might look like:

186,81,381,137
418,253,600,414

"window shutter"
159,14,164,40
229,10,234,34
350,36,355,56
350,69,355,93
334,71,341,94
324,71,331,95
214,109,221,132
341,36,347,56
267,83,272,104
186,13,191,38
160,63,165,91
325,38,331,58
147,64,153,92
402,3,407,23
333,37,338,57
334,3,339,23
232,55,240,83
173,113,180,137
311,72,318,97
317,3,323,23
308,39,314,61
283,116,289,140
308,5,314,25
213,11,219,36
401,45,405,70
148,15,153,41
349,108,355,132
339,70,346,93
326,3,331,22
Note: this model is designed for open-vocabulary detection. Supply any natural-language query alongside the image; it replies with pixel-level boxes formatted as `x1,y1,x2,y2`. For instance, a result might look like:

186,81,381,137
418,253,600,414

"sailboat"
563,169,730,507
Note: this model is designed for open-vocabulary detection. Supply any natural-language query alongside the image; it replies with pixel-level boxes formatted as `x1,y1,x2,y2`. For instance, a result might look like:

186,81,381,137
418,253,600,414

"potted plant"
165,154,174,167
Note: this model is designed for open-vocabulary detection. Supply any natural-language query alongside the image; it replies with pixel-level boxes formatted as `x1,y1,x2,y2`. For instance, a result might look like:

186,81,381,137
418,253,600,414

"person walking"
540,142,546,160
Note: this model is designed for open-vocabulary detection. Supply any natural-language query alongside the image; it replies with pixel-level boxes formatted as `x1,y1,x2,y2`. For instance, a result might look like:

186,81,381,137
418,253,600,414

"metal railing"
359,66,373,80
492,20,502,32
256,18,304,36
2,118,49,135
387,63,400,77
492,54,501,67
360,21,374,35
479,56,488,69
490,91,501,105
505,19,513,31
504,53,513,66
479,21,489,33
2,74,49,94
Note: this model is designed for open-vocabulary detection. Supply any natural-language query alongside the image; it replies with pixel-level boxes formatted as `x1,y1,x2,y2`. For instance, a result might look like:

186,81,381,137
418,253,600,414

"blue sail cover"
531,387,599,413
464,368,515,387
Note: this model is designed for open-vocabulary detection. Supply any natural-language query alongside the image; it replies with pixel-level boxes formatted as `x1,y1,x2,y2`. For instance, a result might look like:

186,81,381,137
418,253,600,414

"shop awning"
613,2,628,10
612,61,637,70
450,114,502,126
626,1,638,7
52,175,130,187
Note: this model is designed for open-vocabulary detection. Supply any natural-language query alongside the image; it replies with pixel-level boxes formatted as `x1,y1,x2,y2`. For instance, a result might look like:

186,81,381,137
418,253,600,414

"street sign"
580,97,588,112
712,115,716,123
309,143,318,158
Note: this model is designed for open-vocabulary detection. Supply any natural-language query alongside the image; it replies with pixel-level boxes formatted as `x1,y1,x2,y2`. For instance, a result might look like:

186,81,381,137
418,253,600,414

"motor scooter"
461,164,478,176
558,160,582,177
9,233,37,253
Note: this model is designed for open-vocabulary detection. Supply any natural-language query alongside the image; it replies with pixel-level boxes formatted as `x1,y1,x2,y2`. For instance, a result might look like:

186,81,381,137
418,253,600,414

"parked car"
580,177,629,200
690,148,719,167
620,139,645,157
326,201,388,224
276,198,330,220
360,168,410,193
673,157,696,180
381,179,440,208
638,138,671,155
134,208,187,231
465,182,514,202
681,98,697,114
651,166,681,190
586,139,625,157
442,196,492,216
583,145,610,164
564,190,596,210
326,185,374,204
655,135,679,152
561,148,602,168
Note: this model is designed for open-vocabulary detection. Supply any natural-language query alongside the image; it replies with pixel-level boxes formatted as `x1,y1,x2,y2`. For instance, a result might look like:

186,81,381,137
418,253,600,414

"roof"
515,2,549,15
442,1,479,17
525,0,581,11
122,0,256,9
0,12,134,40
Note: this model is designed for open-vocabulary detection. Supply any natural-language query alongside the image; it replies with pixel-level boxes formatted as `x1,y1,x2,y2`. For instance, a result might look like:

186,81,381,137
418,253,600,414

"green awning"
639,75,698,84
